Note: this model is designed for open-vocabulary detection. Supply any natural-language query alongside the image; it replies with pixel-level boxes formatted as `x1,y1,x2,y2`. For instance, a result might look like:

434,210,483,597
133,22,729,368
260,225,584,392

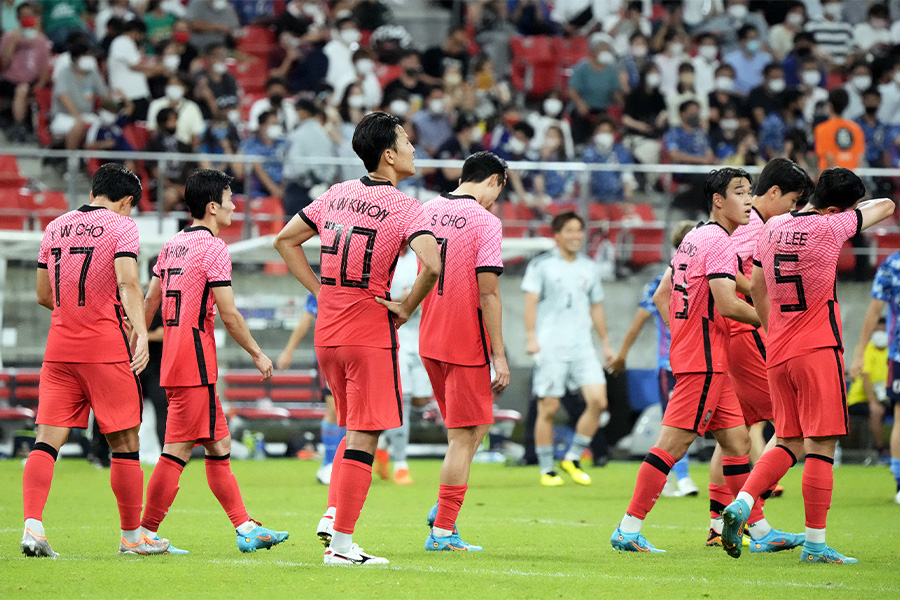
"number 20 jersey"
668,222,737,375
300,177,433,349
38,205,140,363
753,209,861,367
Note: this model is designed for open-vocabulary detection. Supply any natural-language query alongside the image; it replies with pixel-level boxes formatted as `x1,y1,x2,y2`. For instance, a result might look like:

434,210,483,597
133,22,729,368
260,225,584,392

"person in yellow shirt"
848,322,890,459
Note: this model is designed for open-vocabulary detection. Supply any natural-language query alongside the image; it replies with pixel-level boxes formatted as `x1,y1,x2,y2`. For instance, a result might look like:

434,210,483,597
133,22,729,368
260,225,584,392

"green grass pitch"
1,458,898,599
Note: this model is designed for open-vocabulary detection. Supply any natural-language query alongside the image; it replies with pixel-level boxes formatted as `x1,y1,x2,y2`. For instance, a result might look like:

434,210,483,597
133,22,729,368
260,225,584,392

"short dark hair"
157,107,176,128
753,158,813,199
763,62,783,77
679,99,699,114
266,76,286,90
91,163,142,207
460,151,507,186
810,167,866,211
352,111,401,172
863,88,881,100
737,24,757,41
511,121,535,139
184,168,233,219
257,109,275,129
122,19,146,34
704,167,752,211
828,88,850,116
551,211,584,234
294,98,317,116
794,31,815,46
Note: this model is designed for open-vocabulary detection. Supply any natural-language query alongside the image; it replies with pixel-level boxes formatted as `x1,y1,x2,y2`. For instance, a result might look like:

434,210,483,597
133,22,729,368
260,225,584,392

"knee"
537,398,560,419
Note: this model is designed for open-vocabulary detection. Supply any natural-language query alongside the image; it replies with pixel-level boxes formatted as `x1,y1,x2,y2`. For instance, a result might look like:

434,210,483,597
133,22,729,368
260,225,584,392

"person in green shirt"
144,0,177,54
39,0,89,50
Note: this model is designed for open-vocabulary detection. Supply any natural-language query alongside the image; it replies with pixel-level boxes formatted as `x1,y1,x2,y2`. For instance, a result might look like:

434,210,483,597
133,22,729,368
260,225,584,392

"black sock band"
343,449,375,466
760,489,773,500
644,451,671,475
710,499,726,514
205,453,230,461
806,453,834,465
32,442,58,461
161,453,187,468
111,451,140,461
723,462,751,476
776,444,798,466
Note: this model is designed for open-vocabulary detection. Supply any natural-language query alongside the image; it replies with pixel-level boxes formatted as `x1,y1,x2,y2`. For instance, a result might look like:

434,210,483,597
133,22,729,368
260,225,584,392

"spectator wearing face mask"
432,114,484,194
759,89,806,160
622,65,666,190
186,0,239,52
769,1,806,61
747,63,786,129
530,124,575,207
721,127,764,167
383,50,431,108
843,62,873,121
528,90,575,162
653,31,688,95
0,1,51,143
804,0,854,68
49,42,108,150
324,14,361,97
781,31,818,88
853,3,892,56
723,24,771,95
194,42,240,120
144,0,179,51
798,55,829,125
351,48,382,110
855,88,888,168
147,39,188,99
665,62,709,127
410,87,454,157
602,1,650,56
239,110,287,199
197,111,242,176
878,61,900,127
146,74,205,148
95,0,134,40
108,19,164,121
691,32,720,99
269,29,329,95
282,98,336,214
582,117,636,204
710,103,742,159
145,106,194,211
567,32,623,145
421,25,470,88
489,117,533,205
695,0,769,56
649,0,687,54
814,88,865,170
85,97,137,172
620,32,651,89
665,100,715,216
40,0,92,52
706,63,747,128
249,77,299,132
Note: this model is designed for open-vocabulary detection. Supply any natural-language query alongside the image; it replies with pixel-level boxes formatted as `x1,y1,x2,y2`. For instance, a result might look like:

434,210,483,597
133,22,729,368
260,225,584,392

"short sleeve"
38,229,51,268
304,294,318,316
521,257,544,295
114,219,140,260
706,235,737,279
403,202,434,245
475,217,503,275
829,209,862,244
663,129,679,152
587,262,604,303
204,240,232,286
151,254,161,278
639,276,660,316
300,194,324,232
872,259,895,302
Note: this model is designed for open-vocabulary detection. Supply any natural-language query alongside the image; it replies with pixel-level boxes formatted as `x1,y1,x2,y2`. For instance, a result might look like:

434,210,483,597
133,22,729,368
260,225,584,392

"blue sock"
672,455,689,481
891,458,900,491
804,540,826,552
321,421,345,467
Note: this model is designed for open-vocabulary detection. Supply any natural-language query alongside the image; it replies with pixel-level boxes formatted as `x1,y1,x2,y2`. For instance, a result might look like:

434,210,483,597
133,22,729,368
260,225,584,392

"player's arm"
523,291,540,354
857,198,895,231
478,271,509,392
652,267,673,328
735,271,751,296
590,302,615,364
213,285,273,381
35,267,53,310
609,307,652,373
274,214,321,297
709,275,760,327
277,311,315,370
376,234,441,328
850,298,885,378
750,264,770,332
115,256,150,375
144,274,162,330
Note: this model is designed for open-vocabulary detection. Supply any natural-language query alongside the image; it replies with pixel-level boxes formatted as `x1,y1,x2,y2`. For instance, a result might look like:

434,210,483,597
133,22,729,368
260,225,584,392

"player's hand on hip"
254,353,274,382
374,296,410,328
130,334,150,375
276,351,292,371
491,355,510,392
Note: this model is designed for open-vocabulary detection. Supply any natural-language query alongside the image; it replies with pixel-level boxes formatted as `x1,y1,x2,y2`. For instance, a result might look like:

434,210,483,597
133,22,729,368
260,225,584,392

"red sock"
722,454,768,524
206,455,250,528
742,445,796,501
110,452,144,531
434,484,468,532
22,443,57,521
802,454,834,529
141,453,185,532
708,483,732,519
625,447,676,519
333,450,373,535
326,438,347,510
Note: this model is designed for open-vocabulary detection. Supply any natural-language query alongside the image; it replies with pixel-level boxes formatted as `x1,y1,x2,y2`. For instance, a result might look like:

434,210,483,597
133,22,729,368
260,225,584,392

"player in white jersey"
523,211,613,487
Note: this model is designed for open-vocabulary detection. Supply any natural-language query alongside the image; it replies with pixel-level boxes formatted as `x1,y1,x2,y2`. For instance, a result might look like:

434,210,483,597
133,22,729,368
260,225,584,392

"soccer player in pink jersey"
139,169,288,554
275,112,441,565
611,168,799,554
722,168,894,564
23,163,169,557
416,151,510,551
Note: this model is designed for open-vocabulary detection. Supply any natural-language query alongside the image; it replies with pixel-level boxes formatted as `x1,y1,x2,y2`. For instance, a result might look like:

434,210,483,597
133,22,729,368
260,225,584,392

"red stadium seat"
25,191,69,229
0,188,28,230
234,59,269,94
626,226,665,267
224,371,265,385
837,240,856,273
543,203,579,217
270,373,315,386
287,407,327,420
270,388,315,402
500,202,537,222
503,225,528,238
874,231,900,268
588,203,609,221
241,25,276,47
0,155,28,188
225,387,267,401
252,196,285,236
510,36,560,98
239,43,273,64
233,407,291,420
33,87,52,146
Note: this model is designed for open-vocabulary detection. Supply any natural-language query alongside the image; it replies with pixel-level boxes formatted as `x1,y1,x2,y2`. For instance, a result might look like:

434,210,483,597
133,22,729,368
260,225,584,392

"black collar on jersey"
184,225,213,235
752,206,765,222
701,220,729,234
790,210,819,218
77,205,107,212
444,192,477,202
360,175,394,187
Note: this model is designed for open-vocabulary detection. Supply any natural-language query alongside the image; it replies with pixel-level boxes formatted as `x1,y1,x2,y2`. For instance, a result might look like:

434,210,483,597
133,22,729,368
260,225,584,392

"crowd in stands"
1,0,900,218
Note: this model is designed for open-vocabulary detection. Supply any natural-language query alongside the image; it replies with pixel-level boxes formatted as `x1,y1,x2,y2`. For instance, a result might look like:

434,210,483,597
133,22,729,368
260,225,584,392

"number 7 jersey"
38,205,140,363
753,208,861,367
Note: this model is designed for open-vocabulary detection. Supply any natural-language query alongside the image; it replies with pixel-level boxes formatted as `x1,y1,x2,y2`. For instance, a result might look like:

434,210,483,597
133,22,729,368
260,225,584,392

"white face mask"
22,27,38,40
786,11,804,27
669,42,684,56
646,72,662,88
77,55,97,72
283,34,301,49
99,109,118,126
265,124,284,140
728,4,748,20
339,29,361,46
852,75,872,90
428,99,444,114
165,85,185,101
227,109,241,124
872,330,889,349
212,61,228,74
631,45,648,58
507,136,526,155
720,118,739,131
163,54,180,72
389,99,409,118
893,71,900,86
597,51,616,65
594,132,614,151
768,78,786,93
715,75,734,91
801,70,821,87
469,127,483,145
699,45,718,61
212,0,228,10
348,94,366,109
543,97,563,117
824,3,842,18
287,1,302,18
355,58,374,75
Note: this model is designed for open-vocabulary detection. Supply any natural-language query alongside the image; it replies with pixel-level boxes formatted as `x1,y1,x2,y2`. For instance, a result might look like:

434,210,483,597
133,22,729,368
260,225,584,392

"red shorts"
317,345,402,431
727,329,774,426
37,361,142,434
768,348,848,439
663,372,745,435
422,358,493,428
164,384,230,444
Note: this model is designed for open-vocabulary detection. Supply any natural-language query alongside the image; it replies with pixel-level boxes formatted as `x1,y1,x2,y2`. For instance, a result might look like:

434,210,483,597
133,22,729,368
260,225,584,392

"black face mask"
865,105,879,116
404,68,420,78
164,126,177,135
269,94,284,106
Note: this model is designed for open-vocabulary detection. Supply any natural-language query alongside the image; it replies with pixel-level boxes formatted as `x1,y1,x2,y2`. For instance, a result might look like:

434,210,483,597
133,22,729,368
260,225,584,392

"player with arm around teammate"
22,163,169,557
138,169,288,554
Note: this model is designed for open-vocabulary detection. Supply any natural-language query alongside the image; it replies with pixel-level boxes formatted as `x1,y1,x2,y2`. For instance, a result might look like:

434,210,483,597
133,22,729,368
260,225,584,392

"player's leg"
386,397,414,484
318,392,344,485
706,444,731,545
140,438,193,553
561,379,607,486
317,357,349,545
799,435,856,563
748,421,767,463
21,424,69,558
658,368,691,497
891,403,900,504
533,358,565,485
